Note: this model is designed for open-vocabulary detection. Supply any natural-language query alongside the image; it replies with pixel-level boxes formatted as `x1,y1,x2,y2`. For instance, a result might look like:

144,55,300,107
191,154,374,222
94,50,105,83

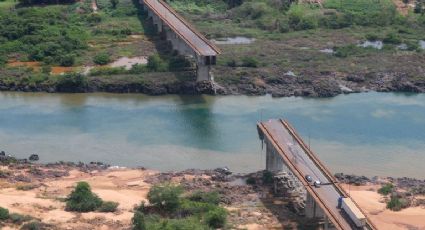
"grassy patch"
378,183,394,195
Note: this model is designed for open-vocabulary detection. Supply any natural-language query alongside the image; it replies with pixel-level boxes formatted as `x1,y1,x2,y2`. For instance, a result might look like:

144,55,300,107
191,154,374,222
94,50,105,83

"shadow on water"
174,95,220,151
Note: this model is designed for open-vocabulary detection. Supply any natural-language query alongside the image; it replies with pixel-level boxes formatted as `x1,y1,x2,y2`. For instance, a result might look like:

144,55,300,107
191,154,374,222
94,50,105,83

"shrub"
129,64,147,74
41,65,52,74
158,217,205,230
262,171,274,184
20,221,44,230
132,211,146,230
147,54,168,72
98,201,119,212
226,59,237,67
93,52,111,65
0,206,9,220
378,183,394,195
65,181,103,212
180,199,216,215
203,207,227,228
246,177,256,185
188,191,220,205
16,184,38,191
383,33,402,44
334,45,362,58
168,55,191,71
387,195,409,211
59,54,75,67
9,213,32,224
56,73,87,92
89,66,126,76
241,57,259,67
147,184,183,213
365,33,380,41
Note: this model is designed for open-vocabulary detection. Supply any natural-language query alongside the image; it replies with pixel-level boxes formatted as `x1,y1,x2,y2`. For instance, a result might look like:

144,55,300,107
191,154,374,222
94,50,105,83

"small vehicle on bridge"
305,175,313,182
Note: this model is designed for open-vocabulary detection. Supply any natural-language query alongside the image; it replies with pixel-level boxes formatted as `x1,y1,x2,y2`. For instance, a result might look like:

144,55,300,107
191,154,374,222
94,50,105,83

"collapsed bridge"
140,0,221,81
258,119,378,230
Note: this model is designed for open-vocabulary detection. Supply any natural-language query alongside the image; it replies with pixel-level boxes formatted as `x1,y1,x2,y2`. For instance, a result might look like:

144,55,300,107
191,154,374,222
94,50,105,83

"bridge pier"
264,138,284,172
305,192,325,219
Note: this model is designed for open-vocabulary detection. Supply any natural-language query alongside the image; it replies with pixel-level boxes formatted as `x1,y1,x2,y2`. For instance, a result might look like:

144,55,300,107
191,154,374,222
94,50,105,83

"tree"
65,181,102,212
0,207,9,220
204,208,227,228
93,52,111,65
59,54,75,67
132,212,146,230
110,0,119,9
147,184,183,212
147,54,167,72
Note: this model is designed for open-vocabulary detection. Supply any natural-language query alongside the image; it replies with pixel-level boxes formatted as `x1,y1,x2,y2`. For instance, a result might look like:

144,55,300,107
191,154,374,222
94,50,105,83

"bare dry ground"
342,184,425,230
0,166,304,229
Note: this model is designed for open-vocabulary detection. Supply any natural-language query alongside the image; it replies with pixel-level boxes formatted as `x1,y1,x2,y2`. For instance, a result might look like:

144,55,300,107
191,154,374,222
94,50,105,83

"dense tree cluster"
0,7,89,66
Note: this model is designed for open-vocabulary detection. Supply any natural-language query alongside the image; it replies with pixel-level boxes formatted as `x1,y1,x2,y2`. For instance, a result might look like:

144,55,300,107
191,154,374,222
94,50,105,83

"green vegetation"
9,213,33,224
65,181,119,212
246,177,256,185
132,183,227,229
262,171,274,184
66,181,103,212
0,206,9,220
378,183,395,195
93,52,112,65
387,195,409,211
20,221,44,230
0,207,35,226
56,73,88,92
147,54,168,72
98,201,119,212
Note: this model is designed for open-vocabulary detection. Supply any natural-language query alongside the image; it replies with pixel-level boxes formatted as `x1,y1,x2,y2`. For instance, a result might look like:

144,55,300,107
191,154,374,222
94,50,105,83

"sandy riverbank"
342,184,425,230
0,164,306,229
0,163,424,229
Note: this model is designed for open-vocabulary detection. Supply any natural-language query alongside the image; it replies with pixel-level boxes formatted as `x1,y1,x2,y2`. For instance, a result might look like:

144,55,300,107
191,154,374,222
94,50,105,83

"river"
0,92,424,178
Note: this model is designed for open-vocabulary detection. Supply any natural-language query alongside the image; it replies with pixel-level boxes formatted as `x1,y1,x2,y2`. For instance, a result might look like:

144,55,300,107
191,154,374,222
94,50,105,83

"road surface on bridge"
142,0,219,56
259,119,358,229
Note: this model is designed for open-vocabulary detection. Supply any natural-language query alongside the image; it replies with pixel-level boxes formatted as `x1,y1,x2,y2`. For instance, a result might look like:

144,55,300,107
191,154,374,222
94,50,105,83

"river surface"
0,92,424,178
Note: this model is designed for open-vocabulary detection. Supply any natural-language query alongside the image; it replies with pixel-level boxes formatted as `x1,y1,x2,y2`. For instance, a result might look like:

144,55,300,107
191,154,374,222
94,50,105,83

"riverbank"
1,0,425,98
0,161,315,229
0,69,424,97
1,154,424,229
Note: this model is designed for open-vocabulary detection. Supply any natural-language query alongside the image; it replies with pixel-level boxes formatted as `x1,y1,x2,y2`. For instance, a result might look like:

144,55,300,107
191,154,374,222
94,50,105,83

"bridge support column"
264,138,284,172
196,62,211,82
151,15,163,33
305,193,325,219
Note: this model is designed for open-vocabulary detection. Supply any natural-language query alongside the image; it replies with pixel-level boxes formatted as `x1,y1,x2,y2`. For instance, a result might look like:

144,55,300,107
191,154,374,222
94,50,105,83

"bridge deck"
142,0,220,56
258,119,377,230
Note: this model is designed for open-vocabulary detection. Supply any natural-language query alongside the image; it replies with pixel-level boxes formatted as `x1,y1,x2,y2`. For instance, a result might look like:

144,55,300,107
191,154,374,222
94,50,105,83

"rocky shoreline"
217,70,425,97
0,70,424,97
